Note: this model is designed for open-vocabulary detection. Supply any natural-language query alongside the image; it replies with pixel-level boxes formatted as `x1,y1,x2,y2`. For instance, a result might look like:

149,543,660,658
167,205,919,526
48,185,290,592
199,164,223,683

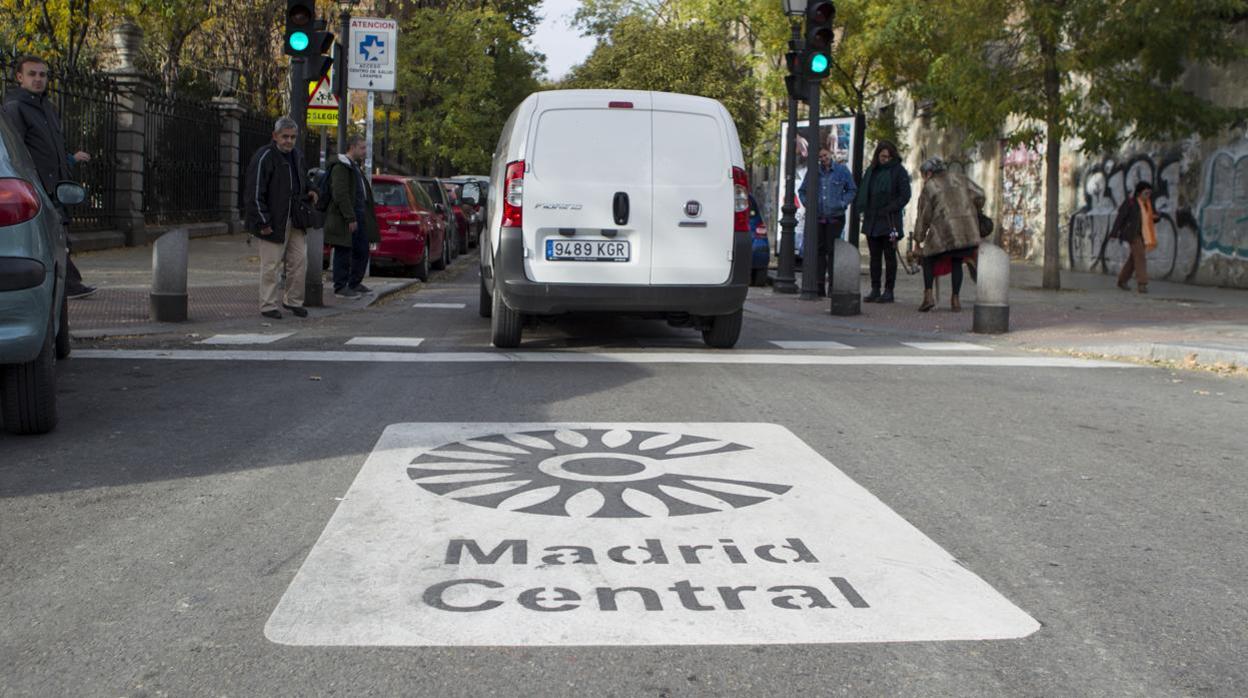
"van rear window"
532,109,650,186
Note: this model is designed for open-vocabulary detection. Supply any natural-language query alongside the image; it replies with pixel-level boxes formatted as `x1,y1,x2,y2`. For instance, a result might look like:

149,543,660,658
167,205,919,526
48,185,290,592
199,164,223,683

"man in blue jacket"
799,146,857,296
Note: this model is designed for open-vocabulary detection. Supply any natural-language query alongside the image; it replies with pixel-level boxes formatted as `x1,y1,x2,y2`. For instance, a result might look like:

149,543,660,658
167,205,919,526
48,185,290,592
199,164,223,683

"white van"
479,89,753,348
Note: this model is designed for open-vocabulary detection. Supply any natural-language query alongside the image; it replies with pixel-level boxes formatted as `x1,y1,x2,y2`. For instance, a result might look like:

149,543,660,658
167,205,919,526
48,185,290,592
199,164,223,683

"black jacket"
2,88,71,196
1108,197,1157,243
243,142,306,243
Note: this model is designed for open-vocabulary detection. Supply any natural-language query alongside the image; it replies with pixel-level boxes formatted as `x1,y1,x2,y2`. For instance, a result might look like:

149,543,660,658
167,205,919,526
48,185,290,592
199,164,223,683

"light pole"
336,0,358,153
775,0,808,295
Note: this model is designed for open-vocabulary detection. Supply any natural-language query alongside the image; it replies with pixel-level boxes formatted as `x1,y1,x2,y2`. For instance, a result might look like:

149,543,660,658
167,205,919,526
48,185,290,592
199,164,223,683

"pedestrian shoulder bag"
977,211,994,238
313,164,336,212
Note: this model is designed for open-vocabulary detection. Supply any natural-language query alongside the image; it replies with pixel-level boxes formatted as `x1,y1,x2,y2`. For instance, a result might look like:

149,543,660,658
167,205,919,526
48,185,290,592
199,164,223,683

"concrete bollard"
150,227,188,322
828,238,861,316
973,242,1009,333
304,227,325,307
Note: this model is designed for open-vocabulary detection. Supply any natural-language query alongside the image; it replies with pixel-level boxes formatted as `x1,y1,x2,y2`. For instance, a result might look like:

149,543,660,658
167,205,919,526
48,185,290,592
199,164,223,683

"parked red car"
367,175,435,280
405,177,453,270
412,177,463,261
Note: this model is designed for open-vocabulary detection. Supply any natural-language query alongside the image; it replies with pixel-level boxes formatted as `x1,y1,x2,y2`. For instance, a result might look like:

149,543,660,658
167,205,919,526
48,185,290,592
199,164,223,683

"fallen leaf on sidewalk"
309,375,322,381
1194,390,1210,395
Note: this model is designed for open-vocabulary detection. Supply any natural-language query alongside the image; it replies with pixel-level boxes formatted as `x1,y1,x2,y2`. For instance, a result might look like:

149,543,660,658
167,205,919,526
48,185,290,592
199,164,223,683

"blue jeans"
332,227,369,290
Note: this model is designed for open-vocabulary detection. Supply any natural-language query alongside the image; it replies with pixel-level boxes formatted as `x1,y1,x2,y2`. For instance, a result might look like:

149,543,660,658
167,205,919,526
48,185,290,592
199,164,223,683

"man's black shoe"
864,290,882,303
66,285,97,300
282,304,308,317
350,283,373,294
261,309,282,319
879,291,895,304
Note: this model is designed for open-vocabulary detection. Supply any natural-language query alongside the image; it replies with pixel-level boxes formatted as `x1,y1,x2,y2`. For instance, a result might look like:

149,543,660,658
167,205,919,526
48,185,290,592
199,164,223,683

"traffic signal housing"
802,0,835,81
784,39,809,104
299,19,335,84
284,0,315,56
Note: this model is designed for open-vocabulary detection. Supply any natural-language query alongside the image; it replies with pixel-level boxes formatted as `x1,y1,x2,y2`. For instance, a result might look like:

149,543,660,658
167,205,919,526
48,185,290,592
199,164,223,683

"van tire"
701,308,743,349
479,273,492,318
491,289,522,348
1,319,58,435
55,297,71,359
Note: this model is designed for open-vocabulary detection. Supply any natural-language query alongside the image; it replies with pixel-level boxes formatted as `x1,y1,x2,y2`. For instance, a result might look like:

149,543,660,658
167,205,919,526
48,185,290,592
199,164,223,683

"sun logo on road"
406,428,791,518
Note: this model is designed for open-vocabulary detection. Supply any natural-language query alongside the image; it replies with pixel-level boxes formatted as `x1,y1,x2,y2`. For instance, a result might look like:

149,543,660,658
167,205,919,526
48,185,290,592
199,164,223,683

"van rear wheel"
490,288,522,348
701,308,743,349
1,318,58,435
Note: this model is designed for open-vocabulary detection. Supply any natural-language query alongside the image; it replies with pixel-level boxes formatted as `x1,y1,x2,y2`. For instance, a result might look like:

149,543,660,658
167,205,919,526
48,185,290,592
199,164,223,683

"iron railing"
143,90,222,224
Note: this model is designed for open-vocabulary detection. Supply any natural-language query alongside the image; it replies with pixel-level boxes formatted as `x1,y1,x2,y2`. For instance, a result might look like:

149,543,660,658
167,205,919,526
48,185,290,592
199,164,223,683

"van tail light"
732,167,749,233
0,179,42,226
502,160,524,228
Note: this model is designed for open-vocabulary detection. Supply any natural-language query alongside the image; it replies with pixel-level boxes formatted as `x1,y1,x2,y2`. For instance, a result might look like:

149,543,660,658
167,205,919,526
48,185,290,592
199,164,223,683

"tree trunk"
1041,34,1062,290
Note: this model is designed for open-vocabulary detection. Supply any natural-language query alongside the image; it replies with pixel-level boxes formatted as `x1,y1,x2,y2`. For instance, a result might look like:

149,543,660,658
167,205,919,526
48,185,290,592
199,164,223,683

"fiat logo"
684,201,702,218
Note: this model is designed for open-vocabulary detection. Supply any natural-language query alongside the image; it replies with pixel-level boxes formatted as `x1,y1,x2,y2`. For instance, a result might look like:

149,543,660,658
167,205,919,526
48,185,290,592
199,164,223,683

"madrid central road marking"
75,349,1133,368
265,423,1041,646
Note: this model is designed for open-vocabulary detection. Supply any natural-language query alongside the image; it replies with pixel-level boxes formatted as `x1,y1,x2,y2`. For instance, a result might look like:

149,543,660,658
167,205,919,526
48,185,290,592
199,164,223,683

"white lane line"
197,333,295,345
770,341,854,350
902,341,993,352
345,337,425,348
412,303,466,309
75,349,1134,368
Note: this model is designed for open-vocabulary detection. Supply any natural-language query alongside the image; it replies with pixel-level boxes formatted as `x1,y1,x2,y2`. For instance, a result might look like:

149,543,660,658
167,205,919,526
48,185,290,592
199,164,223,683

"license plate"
545,239,630,262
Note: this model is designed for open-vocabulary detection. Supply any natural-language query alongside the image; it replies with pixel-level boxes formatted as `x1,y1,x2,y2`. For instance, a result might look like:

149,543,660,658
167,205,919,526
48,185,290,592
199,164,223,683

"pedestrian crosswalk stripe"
197,333,294,345
901,342,993,352
76,349,1133,368
346,337,425,348
770,341,854,350
412,303,467,309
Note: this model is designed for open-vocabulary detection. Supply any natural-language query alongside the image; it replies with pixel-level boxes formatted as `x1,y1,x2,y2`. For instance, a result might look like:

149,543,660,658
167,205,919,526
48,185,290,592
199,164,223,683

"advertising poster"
776,116,857,255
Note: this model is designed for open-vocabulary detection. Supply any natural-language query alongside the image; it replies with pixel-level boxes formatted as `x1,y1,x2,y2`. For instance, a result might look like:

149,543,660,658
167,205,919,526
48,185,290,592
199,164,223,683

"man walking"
243,116,313,319
324,134,378,299
799,146,857,295
2,55,96,298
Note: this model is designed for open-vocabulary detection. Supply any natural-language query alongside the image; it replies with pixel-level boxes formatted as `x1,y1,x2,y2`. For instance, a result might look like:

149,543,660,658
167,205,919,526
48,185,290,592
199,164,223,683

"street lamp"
213,66,240,97
774,0,807,294
782,0,807,15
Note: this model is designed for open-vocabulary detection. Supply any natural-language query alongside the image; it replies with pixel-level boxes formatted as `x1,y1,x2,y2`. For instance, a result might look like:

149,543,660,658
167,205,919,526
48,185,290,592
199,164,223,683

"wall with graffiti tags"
1068,136,1248,288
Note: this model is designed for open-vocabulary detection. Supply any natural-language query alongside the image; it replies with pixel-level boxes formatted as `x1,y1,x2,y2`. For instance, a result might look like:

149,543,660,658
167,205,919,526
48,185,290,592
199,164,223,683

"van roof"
525,89,727,114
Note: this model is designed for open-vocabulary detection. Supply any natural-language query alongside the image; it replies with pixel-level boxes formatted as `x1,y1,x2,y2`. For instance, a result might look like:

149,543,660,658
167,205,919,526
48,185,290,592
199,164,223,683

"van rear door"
649,98,735,285
523,93,653,285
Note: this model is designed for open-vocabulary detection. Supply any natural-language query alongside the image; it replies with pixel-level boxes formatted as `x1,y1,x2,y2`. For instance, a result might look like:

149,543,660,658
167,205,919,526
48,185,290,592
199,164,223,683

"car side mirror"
56,181,86,206
460,196,477,207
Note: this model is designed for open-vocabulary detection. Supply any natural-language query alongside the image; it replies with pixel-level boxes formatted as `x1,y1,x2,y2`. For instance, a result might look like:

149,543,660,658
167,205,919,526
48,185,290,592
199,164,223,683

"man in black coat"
2,55,95,298
242,116,315,319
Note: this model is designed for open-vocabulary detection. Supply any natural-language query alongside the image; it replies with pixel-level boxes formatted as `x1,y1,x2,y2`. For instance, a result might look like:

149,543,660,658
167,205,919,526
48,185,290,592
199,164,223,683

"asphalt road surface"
3,260,1245,697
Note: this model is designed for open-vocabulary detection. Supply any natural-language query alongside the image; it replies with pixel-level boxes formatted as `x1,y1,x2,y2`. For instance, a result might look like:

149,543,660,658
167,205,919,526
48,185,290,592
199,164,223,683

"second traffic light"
802,0,835,81
300,19,335,84
784,39,809,104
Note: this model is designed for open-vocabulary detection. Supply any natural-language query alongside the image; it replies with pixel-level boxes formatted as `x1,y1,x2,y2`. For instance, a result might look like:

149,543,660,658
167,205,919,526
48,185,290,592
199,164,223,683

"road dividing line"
902,341,993,351
265,423,1041,646
345,337,425,348
75,349,1134,368
769,341,854,350
412,303,467,309
197,333,294,345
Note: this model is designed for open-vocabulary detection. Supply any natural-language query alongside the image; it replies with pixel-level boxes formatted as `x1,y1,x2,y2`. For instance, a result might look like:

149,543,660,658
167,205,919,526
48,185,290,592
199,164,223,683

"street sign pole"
365,90,375,180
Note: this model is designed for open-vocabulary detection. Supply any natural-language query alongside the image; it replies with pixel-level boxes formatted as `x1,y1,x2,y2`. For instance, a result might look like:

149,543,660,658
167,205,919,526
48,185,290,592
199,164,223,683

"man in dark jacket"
2,55,95,298
243,116,314,318
323,134,379,298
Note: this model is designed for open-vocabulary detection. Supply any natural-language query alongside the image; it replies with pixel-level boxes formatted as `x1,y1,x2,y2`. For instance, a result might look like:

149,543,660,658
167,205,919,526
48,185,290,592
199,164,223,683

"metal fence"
0,55,120,231
143,90,222,224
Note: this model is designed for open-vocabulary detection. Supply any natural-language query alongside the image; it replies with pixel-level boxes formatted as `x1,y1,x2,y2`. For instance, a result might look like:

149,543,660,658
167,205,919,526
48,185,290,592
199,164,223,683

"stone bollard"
828,238,861,316
973,242,1009,333
150,227,188,322
304,227,324,307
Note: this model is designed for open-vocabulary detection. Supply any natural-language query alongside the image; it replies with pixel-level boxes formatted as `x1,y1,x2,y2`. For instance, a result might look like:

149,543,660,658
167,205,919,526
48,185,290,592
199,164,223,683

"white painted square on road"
902,341,993,352
198,333,294,345
345,337,425,348
412,302,467,309
266,423,1039,646
769,340,854,350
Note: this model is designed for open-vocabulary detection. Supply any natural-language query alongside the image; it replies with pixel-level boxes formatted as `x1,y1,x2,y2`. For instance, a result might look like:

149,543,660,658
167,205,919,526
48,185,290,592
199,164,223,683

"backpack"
313,162,337,212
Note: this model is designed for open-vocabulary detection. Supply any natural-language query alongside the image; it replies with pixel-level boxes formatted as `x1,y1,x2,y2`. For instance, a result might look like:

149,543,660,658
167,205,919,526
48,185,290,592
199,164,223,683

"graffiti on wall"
1197,151,1248,263
1001,147,1042,260
1068,154,1201,282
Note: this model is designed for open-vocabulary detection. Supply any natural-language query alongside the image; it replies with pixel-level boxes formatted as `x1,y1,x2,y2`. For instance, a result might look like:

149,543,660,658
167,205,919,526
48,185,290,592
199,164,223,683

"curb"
1071,342,1248,369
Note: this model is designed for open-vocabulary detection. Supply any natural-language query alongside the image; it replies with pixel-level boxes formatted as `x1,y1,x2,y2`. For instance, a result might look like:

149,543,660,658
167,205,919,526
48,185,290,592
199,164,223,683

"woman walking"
1108,182,1159,294
854,141,911,303
912,157,985,312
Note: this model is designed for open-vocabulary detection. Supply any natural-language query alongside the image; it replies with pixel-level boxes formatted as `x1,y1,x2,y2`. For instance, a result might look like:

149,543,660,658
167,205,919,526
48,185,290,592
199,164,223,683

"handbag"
290,197,323,230
977,211,994,238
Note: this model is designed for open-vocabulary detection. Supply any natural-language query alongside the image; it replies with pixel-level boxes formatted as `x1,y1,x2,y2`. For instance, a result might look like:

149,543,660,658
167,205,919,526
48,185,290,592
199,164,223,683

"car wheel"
478,272,492,318
55,296,71,359
415,245,430,281
1,318,58,435
444,236,452,267
490,286,522,348
431,237,447,271
750,267,768,287
701,308,743,349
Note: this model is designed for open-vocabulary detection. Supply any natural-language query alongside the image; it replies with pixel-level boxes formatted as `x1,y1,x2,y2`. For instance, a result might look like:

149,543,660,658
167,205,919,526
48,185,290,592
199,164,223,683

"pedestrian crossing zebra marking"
769,341,854,350
345,337,426,348
197,332,294,345
902,341,993,352
412,303,467,309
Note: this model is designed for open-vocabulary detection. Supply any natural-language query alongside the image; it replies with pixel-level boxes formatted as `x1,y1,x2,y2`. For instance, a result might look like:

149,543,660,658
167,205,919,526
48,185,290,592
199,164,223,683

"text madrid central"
420,537,871,613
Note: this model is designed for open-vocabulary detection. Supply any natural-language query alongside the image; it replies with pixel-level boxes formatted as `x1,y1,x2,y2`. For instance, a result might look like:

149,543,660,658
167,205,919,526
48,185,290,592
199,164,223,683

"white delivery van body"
480,90,752,348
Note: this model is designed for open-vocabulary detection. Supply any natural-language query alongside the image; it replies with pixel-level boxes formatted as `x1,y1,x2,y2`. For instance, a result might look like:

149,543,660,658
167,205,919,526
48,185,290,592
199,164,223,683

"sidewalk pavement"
752,255,1248,373
66,233,425,339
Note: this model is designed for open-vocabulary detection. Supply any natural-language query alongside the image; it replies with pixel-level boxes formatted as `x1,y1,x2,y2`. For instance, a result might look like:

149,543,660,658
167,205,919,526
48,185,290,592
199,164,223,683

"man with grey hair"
243,116,316,318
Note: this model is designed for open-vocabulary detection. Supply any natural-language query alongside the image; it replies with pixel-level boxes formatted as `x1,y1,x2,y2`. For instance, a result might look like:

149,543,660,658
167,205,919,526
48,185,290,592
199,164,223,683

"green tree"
901,0,1248,289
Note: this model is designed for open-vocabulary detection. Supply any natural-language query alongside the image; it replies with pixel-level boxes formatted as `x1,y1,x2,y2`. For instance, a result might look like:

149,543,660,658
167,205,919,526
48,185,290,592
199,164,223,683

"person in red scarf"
1109,182,1160,294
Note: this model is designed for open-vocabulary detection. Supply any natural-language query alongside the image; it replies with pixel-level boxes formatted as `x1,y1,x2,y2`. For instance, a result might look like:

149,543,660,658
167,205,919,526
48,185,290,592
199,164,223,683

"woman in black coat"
853,141,912,303
1108,181,1159,294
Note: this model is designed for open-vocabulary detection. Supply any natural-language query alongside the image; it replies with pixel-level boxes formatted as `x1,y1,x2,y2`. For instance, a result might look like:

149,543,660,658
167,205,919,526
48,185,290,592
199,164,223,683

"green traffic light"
809,53,829,75
289,31,309,52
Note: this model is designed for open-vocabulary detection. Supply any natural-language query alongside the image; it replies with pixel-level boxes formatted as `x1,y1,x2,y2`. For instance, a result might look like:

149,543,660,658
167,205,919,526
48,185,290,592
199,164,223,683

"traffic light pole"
774,23,801,295
336,7,351,154
290,57,308,133
800,83,822,300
